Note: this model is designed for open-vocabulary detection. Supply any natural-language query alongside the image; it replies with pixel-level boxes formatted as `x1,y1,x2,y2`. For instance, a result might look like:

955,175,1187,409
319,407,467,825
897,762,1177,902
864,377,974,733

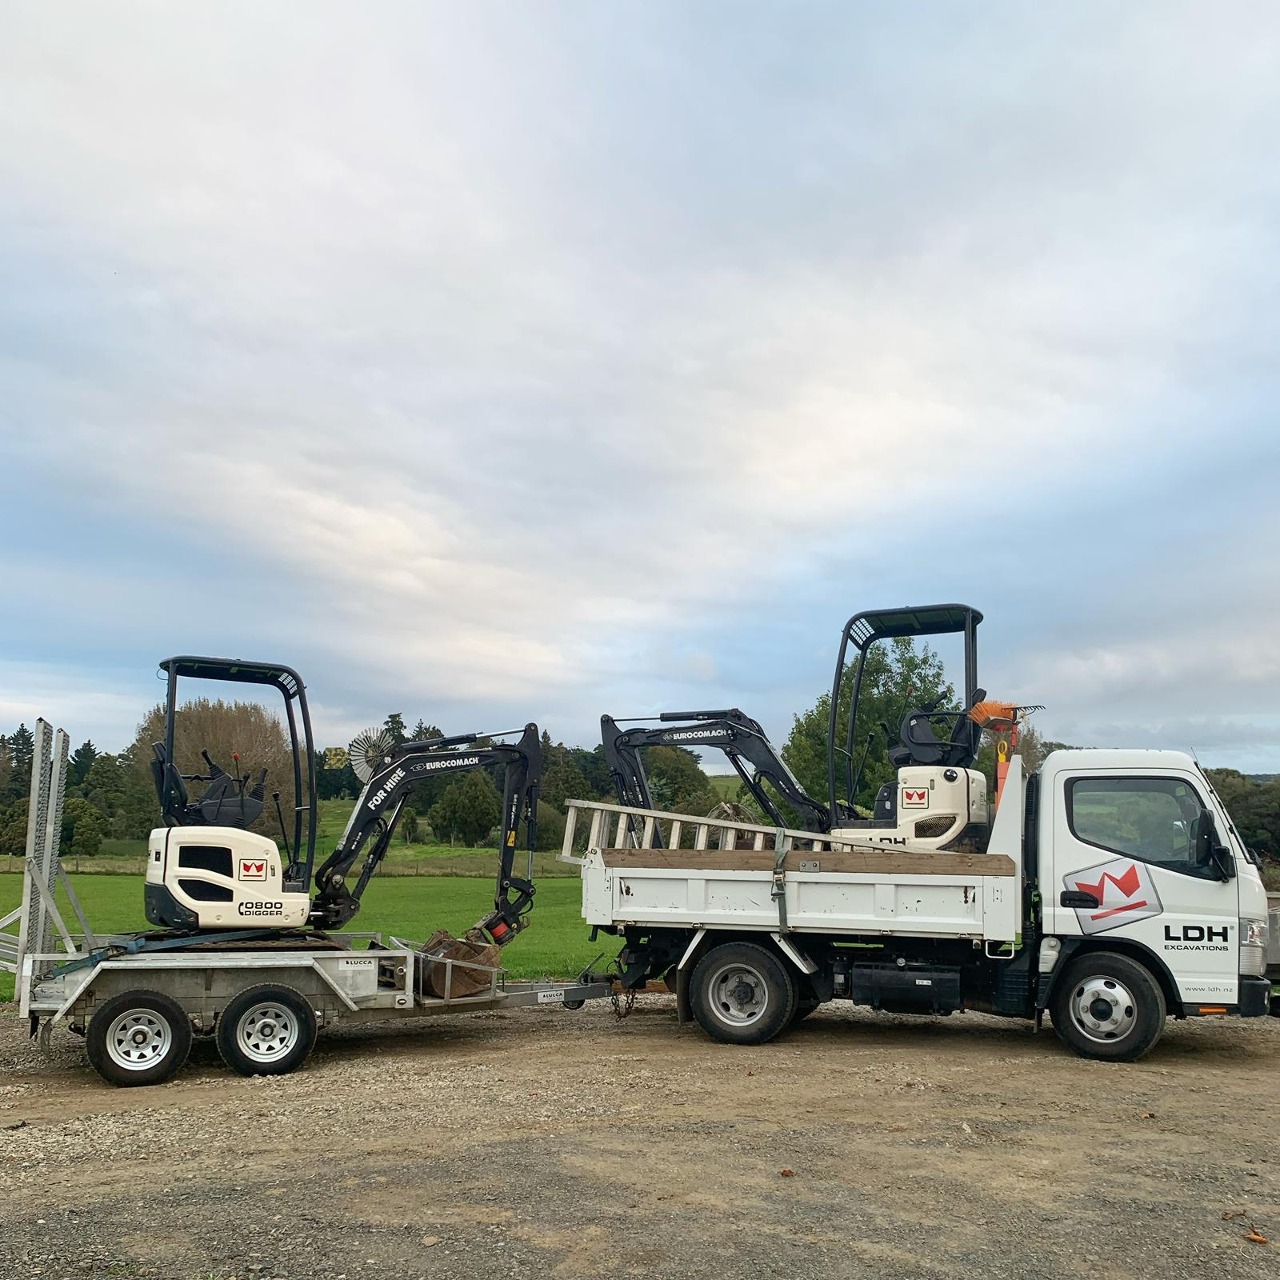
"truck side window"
1066,777,1215,879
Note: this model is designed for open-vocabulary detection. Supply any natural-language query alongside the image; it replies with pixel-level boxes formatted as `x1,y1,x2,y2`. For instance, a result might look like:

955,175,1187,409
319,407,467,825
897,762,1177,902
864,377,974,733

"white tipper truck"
561,748,1272,1062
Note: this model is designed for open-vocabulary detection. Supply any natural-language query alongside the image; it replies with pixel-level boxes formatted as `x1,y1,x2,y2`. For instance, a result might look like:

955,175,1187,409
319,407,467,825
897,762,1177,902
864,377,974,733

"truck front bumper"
1238,975,1271,1017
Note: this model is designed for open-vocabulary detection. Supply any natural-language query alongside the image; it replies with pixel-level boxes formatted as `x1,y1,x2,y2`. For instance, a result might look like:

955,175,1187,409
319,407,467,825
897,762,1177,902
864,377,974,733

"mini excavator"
145,656,540,943
602,605,1038,856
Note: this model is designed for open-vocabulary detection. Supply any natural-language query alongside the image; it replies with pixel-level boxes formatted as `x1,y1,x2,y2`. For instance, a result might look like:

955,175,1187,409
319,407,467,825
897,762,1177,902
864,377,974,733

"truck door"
1047,772,1238,1007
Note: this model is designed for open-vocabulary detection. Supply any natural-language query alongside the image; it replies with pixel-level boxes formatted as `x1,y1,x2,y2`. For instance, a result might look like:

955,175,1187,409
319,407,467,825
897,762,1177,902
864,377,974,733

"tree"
0,799,28,857
783,637,952,814
383,713,407,746
534,800,567,852
62,796,103,859
400,809,420,845
69,740,100,787
113,744,164,838
132,699,296,836
1205,769,1280,859
318,747,358,801
410,720,443,744
642,746,715,815
6,723,34,802
428,771,501,847
541,762,592,811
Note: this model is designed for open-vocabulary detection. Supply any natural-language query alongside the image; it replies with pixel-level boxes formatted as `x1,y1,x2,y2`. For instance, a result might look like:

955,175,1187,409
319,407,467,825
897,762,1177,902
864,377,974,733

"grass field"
0,872,607,1003
3,798,585,879
706,774,741,801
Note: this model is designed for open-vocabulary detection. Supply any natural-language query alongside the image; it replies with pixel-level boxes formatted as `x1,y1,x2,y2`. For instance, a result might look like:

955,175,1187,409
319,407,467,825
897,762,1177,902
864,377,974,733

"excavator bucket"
418,929,502,999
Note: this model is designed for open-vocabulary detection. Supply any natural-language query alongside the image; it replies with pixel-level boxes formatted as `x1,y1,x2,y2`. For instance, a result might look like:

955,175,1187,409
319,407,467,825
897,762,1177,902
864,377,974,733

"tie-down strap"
770,828,789,933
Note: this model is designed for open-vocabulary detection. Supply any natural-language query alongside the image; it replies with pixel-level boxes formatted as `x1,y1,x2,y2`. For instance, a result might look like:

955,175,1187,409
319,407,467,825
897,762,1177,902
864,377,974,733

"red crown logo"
1076,862,1141,902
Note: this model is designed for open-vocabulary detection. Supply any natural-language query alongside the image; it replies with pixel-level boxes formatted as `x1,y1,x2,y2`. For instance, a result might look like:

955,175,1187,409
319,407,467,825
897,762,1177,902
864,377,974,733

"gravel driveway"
1,999,1276,1279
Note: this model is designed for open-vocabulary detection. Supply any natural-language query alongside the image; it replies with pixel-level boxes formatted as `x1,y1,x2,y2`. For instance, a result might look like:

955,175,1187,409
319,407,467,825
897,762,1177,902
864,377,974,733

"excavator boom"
601,709,831,835
311,724,542,936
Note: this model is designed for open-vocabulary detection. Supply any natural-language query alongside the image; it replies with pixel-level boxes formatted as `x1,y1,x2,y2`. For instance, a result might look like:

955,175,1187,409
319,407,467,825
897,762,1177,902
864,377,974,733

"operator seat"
151,742,199,826
888,689,987,770
150,743,265,829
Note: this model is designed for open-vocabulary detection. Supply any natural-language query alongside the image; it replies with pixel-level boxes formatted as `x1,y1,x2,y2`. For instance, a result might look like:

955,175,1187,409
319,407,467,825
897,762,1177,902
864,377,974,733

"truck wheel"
216,985,318,1077
86,990,193,1088
690,942,796,1045
1050,952,1166,1062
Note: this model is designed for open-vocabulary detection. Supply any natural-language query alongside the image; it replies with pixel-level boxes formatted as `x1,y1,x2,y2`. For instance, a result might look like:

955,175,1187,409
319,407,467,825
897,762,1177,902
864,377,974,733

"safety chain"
610,985,637,1020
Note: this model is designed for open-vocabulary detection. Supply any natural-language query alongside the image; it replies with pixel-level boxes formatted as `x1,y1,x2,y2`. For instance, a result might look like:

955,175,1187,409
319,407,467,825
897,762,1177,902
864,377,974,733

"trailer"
1,720,609,1086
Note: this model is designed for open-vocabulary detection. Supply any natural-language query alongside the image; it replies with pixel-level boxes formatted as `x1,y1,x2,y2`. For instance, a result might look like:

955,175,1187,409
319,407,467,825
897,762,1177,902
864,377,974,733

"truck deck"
559,782,1025,949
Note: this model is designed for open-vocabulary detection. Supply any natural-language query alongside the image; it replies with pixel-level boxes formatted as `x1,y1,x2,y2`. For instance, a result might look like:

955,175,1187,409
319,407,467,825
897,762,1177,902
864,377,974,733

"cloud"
1,5,1279,769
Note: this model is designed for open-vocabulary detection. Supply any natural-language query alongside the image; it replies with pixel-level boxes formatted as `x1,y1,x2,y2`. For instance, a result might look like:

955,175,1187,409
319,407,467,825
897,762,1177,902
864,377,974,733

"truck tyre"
1050,951,1166,1062
690,942,796,1045
86,990,193,1088
216,984,318,1077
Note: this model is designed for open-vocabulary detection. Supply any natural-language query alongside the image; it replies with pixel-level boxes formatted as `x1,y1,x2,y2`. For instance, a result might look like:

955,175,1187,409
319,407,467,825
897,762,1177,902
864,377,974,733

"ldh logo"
239,859,268,881
901,788,929,809
1064,857,1162,935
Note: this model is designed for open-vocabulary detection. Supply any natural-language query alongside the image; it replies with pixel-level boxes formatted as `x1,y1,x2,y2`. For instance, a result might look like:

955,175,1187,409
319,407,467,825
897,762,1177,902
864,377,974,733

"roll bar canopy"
157,656,318,889
826,605,982,820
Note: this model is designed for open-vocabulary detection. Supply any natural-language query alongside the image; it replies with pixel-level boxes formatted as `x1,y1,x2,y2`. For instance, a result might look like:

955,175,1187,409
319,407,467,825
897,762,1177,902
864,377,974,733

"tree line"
1,644,1277,867
0,706,720,858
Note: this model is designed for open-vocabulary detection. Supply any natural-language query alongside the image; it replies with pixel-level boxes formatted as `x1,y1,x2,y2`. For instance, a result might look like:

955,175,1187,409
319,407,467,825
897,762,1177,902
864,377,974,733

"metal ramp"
0,718,96,982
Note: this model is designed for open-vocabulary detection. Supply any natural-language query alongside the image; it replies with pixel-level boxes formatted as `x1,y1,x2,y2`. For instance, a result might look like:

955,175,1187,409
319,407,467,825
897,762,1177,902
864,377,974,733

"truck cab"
1039,750,1271,1021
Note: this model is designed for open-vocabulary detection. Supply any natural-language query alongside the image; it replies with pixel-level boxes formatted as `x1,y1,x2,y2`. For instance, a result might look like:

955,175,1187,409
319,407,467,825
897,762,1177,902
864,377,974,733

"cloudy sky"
2,3,1279,771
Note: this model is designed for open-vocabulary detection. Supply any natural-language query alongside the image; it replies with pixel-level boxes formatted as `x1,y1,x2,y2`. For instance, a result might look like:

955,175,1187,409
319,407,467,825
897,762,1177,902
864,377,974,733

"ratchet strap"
771,828,789,933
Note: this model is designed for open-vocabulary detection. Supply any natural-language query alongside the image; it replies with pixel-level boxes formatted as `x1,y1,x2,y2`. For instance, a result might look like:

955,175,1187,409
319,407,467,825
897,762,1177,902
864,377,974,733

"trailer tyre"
86,990,193,1087
1051,951,1166,1062
691,942,796,1045
216,985,318,1077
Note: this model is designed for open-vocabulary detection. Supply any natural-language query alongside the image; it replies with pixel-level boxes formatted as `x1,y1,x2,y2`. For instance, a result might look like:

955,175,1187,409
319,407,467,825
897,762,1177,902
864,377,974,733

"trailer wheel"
690,942,796,1045
1050,952,1166,1062
216,985,318,1077
86,990,193,1087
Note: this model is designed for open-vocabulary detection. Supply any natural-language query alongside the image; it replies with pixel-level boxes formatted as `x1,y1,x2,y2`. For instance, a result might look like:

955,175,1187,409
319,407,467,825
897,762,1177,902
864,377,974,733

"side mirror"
1195,812,1235,881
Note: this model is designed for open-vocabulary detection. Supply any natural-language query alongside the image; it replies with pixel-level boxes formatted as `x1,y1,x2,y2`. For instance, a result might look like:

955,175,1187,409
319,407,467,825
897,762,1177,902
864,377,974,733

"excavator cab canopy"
827,605,983,821
154,656,318,893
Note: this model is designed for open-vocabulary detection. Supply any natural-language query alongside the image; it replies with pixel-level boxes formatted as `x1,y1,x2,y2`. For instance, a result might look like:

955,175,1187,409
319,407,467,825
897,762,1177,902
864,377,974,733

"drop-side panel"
591,863,1015,941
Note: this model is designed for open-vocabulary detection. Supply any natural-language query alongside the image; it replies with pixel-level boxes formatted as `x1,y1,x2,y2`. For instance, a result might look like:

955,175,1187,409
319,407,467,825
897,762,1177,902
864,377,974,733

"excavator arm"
601,709,831,835
310,724,542,937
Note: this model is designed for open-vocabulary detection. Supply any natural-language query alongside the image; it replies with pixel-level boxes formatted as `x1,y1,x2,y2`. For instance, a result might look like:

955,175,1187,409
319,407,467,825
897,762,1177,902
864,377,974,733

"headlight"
1243,919,1268,947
